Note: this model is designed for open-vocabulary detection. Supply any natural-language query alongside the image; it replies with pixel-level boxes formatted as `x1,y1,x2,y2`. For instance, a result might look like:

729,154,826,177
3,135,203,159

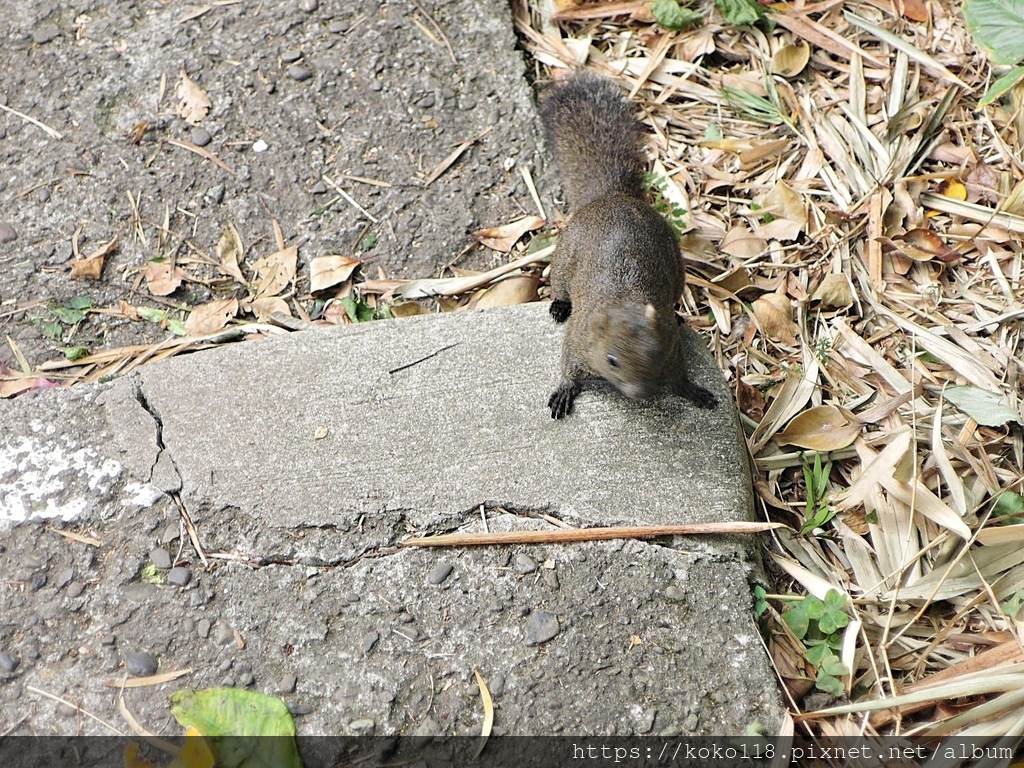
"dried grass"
517,0,1024,743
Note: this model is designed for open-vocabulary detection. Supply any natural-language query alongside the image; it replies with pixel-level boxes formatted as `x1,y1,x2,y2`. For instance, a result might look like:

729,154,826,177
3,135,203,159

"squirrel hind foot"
548,380,581,419
550,299,572,323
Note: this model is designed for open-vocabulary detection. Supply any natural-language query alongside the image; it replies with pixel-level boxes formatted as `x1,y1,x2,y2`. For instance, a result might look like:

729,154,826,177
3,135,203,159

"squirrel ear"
644,303,657,324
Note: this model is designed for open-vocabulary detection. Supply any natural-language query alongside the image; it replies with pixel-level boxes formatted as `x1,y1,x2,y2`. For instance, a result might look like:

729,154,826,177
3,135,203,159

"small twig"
164,137,234,174
520,165,546,221
321,175,379,223
423,125,493,187
403,521,788,547
26,685,125,735
0,102,63,139
388,343,458,375
411,0,457,65
172,492,209,568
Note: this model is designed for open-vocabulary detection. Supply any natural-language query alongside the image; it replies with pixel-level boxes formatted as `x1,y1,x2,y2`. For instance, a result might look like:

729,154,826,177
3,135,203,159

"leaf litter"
513,0,1022,746
1,0,1023,746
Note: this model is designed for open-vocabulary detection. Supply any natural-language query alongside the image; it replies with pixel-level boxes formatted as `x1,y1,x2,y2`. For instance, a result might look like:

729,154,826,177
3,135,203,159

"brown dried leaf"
249,296,291,321
472,216,545,252
720,225,767,259
310,255,361,293
251,246,297,299
752,293,798,344
771,41,810,78
880,228,960,263
759,181,806,229
390,301,429,317
216,223,245,284
811,273,855,309
776,405,860,451
69,234,119,280
471,275,540,309
176,66,211,125
937,178,967,201
185,298,238,336
144,260,186,296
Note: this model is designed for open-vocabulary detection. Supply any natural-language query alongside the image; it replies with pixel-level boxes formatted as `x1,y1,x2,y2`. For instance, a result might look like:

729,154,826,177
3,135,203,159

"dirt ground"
0,0,548,373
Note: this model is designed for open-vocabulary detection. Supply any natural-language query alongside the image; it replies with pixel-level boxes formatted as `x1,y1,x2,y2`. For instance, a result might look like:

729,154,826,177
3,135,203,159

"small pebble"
66,582,85,598
167,567,192,587
252,139,268,153
280,48,302,64
288,701,313,716
524,610,559,646
514,553,537,575
0,222,17,243
360,631,379,654
349,719,375,735
197,618,212,638
150,548,172,570
160,522,180,545
299,0,318,11
279,674,297,694
238,672,255,687
663,585,686,602
54,567,74,589
190,127,212,147
205,184,225,204
310,181,327,195
328,20,347,33
57,702,78,718
0,652,19,673
34,188,51,204
221,676,236,687
124,650,158,677
415,93,435,109
49,241,73,264
32,24,60,44
29,571,47,592
427,562,453,585
67,158,89,173
345,592,360,603
214,623,235,645
542,569,559,590
287,64,313,82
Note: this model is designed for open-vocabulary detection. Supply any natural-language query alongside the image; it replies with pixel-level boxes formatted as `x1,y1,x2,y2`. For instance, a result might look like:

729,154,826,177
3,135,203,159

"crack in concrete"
131,379,183,491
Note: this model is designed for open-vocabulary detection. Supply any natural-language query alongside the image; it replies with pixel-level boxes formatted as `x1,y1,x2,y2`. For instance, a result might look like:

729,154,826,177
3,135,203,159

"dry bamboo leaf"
70,234,119,280
770,552,850,603
251,246,297,299
472,215,545,252
216,223,245,284
877,474,971,540
931,399,967,516
473,668,493,759
771,40,810,78
760,181,805,226
176,66,211,125
880,227,961,263
144,260,185,296
833,429,913,513
310,255,361,293
472,275,540,309
977,524,1024,547
942,385,1023,427
720,225,766,258
751,293,798,344
184,298,238,336
390,301,429,317
776,405,860,451
753,218,803,242
811,273,854,309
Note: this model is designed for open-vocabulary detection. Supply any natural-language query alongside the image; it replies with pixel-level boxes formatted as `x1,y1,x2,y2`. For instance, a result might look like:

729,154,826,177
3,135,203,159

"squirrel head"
586,302,665,400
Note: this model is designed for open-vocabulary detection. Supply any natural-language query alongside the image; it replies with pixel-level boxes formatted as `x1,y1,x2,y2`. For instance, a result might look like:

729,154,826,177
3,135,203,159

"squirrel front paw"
548,380,581,419
677,380,718,409
550,299,572,324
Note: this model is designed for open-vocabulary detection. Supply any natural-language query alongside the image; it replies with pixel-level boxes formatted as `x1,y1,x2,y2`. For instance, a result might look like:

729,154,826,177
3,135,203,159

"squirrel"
540,74,719,419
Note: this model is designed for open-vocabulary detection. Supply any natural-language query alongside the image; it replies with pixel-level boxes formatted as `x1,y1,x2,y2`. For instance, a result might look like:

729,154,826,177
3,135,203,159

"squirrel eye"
606,354,619,368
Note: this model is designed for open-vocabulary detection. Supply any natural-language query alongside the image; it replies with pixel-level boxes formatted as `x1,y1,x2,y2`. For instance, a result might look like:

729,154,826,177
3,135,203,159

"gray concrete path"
1,304,783,737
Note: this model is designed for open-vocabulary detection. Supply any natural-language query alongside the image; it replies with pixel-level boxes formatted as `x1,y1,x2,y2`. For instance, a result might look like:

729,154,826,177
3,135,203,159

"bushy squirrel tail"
540,75,647,211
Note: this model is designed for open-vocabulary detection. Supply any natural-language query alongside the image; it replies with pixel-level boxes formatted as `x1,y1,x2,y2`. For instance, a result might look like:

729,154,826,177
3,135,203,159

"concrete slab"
0,304,784,737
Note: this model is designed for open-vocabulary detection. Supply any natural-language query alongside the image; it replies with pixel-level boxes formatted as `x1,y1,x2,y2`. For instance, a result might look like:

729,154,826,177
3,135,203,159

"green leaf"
171,688,302,768
651,0,703,31
782,602,810,639
1001,589,1024,619
34,319,63,340
963,0,1024,65
804,595,826,620
815,672,845,697
64,346,89,361
137,306,168,323
49,300,90,325
994,491,1024,519
980,65,1024,105
714,0,764,25
943,385,1023,427
805,641,832,667
753,585,768,616
168,318,188,336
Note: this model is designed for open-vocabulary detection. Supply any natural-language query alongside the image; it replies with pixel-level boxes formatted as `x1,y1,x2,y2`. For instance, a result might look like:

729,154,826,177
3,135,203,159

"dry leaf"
937,178,967,201
70,234,119,280
310,255,361,293
216,223,245,284
249,296,290,321
771,40,810,77
752,293,798,343
177,66,211,125
754,218,803,242
720,225,767,258
471,275,540,309
811,273,855,309
144,260,186,296
472,216,545,252
881,228,960,263
1,375,60,398
185,298,238,336
776,405,860,451
759,181,806,228
251,246,297,299
390,301,430,317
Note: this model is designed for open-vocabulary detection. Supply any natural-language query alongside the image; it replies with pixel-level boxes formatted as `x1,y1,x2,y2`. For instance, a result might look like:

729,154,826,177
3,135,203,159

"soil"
0,0,548,373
